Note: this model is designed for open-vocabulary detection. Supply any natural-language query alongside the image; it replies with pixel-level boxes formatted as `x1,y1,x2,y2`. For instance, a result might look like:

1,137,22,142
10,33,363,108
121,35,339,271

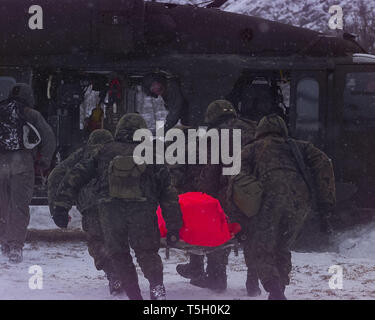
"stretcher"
157,192,241,256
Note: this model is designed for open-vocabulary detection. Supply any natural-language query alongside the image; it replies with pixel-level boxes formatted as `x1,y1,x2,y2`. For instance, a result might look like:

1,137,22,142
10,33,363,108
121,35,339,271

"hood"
204,99,237,126
255,114,288,139
87,129,114,146
115,113,147,142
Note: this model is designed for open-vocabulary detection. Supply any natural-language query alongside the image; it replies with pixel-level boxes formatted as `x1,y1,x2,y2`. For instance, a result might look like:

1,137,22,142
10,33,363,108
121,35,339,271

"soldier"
48,129,123,294
142,72,189,131
182,100,257,292
53,113,183,300
235,114,335,299
0,83,56,263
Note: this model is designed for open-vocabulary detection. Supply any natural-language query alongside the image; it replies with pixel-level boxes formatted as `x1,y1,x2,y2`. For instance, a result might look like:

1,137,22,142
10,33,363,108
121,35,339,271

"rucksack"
228,173,263,218
108,155,147,201
0,100,26,151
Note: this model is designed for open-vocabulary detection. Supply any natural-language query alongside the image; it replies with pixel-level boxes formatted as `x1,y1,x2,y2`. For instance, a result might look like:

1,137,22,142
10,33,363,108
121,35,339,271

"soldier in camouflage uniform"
53,113,183,300
166,125,208,284
187,100,257,292
237,114,335,299
48,129,121,293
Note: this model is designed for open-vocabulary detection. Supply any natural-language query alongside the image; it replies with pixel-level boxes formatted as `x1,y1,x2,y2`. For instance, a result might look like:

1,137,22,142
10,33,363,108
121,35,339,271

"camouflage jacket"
48,145,102,215
55,137,183,231
240,135,336,212
199,116,257,208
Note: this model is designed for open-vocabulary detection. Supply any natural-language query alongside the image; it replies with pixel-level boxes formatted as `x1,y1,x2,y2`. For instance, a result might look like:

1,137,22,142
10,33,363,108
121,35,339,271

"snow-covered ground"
0,207,373,300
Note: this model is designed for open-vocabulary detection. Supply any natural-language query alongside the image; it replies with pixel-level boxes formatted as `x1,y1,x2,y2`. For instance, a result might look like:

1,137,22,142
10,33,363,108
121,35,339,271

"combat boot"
108,272,125,296
176,254,204,280
150,284,166,300
246,277,261,297
8,247,23,264
190,273,227,293
266,281,287,300
1,244,10,257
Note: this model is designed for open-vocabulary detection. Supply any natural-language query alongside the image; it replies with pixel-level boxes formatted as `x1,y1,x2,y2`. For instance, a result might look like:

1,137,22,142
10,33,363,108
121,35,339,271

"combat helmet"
204,100,237,125
115,113,147,140
255,113,288,139
87,129,114,146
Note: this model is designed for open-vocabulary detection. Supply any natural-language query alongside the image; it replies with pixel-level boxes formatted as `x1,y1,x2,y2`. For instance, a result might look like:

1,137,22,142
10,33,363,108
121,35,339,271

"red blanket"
157,192,241,247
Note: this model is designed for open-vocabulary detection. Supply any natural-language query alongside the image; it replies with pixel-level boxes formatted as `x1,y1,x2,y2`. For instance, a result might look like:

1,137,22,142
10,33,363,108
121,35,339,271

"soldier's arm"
301,141,336,211
156,165,183,232
24,108,56,166
47,148,84,211
239,144,255,176
53,154,97,211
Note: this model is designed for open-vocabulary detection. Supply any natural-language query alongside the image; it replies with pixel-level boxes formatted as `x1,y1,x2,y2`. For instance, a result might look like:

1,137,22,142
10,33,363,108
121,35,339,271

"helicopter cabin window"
343,73,375,129
296,78,320,139
0,77,16,101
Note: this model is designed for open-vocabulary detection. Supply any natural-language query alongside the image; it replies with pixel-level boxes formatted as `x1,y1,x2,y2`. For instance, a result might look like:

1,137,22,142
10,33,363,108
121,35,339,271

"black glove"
52,207,69,229
166,230,180,246
235,230,247,243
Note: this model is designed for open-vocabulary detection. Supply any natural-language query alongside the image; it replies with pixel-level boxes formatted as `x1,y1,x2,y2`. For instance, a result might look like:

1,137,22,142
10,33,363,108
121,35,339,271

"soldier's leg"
275,246,292,290
243,237,261,296
128,209,164,298
205,247,231,291
176,254,205,280
252,196,286,299
190,249,230,292
99,203,142,299
81,208,111,273
5,170,34,263
276,210,308,290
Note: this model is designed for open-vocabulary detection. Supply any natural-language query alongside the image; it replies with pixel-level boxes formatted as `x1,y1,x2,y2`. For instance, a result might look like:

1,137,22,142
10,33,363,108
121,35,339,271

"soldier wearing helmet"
175,100,257,293
234,114,335,299
48,129,118,293
54,113,183,300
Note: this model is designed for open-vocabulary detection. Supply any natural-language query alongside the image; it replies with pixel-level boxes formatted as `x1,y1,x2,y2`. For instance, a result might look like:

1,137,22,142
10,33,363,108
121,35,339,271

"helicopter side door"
333,64,375,207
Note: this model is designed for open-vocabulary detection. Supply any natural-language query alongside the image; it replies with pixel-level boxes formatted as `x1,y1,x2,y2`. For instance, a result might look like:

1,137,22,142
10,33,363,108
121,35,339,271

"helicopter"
0,0,374,246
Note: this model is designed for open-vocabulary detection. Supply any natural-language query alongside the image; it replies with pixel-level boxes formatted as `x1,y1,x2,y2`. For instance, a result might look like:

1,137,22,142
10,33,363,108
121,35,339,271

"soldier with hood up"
53,113,183,300
48,129,123,294
234,114,335,300
176,100,257,292
0,83,56,263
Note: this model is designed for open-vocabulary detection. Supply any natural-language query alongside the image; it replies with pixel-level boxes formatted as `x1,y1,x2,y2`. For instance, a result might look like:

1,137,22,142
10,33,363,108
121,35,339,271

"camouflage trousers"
248,191,310,292
0,152,34,250
99,201,163,289
81,208,113,274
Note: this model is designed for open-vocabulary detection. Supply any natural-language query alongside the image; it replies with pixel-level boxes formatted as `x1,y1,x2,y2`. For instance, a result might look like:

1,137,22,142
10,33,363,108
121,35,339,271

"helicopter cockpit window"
343,72,375,129
296,78,320,136
0,76,16,101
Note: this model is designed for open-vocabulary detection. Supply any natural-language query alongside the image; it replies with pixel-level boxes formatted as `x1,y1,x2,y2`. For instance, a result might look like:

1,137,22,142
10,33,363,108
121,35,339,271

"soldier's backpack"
0,100,27,151
229,173,263,218
108,155,147,201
